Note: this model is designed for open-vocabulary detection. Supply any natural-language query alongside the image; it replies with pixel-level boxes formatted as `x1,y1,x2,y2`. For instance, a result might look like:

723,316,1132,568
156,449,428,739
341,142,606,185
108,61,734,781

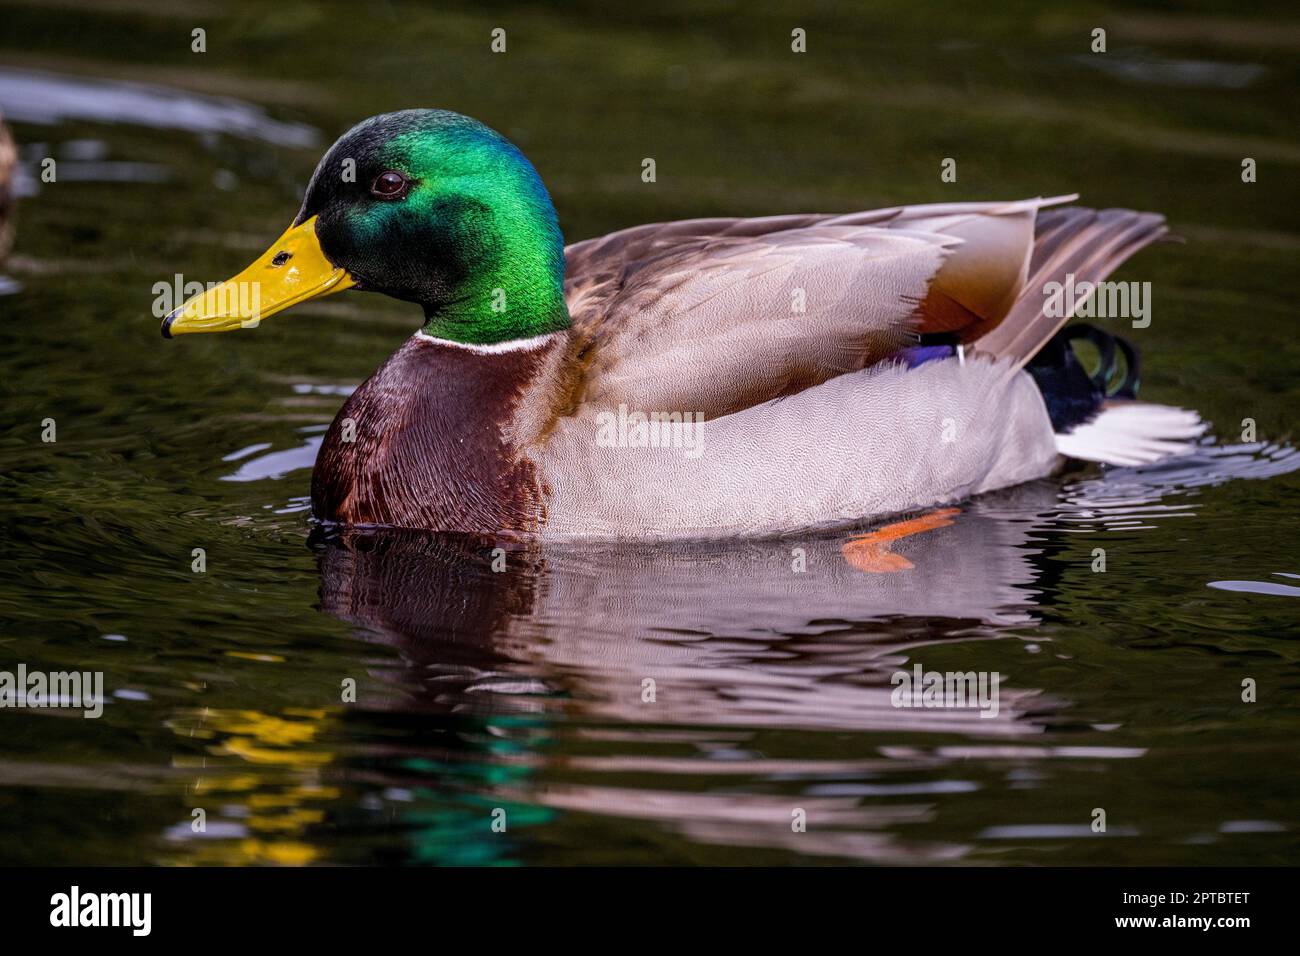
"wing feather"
558,197,1161,419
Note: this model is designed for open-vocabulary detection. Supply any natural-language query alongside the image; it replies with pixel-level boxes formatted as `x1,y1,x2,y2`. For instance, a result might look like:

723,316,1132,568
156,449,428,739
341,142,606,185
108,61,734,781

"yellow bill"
162,216,356,337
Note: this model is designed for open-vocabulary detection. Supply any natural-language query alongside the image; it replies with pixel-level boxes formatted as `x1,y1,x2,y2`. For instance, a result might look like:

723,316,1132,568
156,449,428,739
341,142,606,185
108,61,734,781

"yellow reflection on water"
166,706,342,865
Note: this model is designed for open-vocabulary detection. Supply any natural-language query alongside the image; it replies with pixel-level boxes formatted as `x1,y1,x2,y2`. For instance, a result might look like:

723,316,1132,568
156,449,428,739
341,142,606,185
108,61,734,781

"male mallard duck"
163,109,1203,538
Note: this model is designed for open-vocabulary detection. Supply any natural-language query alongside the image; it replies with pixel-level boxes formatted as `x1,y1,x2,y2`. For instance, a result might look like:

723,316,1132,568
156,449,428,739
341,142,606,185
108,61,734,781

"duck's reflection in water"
320,500,1060,730
159,440,1294,863
119,413,1285,865
311,481,1077,863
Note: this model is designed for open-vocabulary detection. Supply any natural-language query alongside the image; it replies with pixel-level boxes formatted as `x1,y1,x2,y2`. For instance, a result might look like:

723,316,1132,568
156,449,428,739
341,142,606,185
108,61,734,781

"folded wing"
562,197,1084,419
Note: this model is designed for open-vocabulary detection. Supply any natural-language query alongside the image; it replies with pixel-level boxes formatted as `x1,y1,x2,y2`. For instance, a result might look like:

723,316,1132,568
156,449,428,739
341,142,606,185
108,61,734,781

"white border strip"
415,329,562,354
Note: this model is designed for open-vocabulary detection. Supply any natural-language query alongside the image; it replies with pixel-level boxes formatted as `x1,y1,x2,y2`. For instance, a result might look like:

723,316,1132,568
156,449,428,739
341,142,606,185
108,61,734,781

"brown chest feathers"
311,332,567,532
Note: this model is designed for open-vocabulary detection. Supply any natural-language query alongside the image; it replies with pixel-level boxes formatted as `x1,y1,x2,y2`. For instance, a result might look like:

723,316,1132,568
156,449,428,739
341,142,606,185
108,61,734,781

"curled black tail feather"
1110,335,1141,399
1027,323,1141,432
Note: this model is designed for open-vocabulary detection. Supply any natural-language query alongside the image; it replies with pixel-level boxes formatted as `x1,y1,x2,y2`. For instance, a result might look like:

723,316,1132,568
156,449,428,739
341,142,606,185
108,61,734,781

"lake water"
0,1,1297,865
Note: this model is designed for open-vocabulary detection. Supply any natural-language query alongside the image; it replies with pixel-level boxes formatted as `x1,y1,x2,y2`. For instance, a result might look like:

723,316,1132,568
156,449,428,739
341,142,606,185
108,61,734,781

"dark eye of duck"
370,170,409,199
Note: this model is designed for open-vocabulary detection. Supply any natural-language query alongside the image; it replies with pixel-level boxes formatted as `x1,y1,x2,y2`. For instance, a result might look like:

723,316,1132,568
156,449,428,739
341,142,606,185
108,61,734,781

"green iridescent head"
298,109,570,344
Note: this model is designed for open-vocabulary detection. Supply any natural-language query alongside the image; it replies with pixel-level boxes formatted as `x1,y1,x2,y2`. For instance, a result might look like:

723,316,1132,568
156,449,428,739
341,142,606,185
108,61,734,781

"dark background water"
0,0,1297,865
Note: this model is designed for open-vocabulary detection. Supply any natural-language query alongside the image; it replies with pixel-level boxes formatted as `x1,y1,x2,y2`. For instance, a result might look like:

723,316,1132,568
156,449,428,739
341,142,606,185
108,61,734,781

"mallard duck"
163,109,1203,539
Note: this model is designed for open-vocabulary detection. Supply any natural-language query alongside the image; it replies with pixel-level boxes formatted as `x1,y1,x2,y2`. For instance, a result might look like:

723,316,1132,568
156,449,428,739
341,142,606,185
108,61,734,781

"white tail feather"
1055,402,1207,467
